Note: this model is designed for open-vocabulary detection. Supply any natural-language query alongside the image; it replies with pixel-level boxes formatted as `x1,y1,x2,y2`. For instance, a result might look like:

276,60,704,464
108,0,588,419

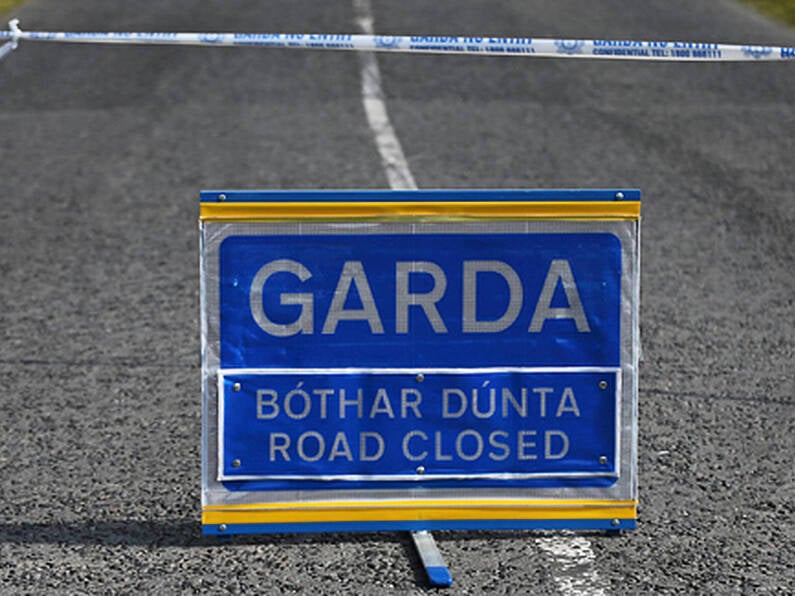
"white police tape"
0,18,20,61
1,20,793,62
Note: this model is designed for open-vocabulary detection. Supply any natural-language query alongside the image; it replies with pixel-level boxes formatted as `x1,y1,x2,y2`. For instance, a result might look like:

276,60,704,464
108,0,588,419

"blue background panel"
219,233,621,368
221,370,617,481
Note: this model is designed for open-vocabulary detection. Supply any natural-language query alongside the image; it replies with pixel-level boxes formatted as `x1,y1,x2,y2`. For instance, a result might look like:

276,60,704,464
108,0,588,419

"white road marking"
352,0,417,190
351,1,608,593
536,534,608,595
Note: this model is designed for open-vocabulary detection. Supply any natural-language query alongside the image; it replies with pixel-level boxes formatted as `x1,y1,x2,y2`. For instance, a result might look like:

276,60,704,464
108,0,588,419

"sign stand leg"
411,530,453,587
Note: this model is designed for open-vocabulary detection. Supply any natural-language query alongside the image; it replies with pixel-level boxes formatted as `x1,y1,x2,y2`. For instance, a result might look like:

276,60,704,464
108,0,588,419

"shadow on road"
0,519,205,547
0,519,422,551
0,520,430,584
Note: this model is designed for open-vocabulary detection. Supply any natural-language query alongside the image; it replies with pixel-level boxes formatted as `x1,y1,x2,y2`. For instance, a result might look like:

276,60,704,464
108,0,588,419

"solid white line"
352,0,418,191
350,2,608,594
0,40,15,61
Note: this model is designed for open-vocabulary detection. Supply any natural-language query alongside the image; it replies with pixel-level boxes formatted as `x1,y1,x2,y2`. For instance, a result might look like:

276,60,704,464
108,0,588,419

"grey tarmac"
0,0,793,593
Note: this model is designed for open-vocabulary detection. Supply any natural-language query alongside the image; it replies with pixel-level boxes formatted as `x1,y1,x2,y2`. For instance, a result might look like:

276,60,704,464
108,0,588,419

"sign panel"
219,369,619,481
200,190,640,535
218,233,621,368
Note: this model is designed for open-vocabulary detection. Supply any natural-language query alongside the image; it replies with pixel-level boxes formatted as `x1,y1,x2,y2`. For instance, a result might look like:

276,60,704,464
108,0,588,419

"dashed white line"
536,534,608,596
351,1,608,593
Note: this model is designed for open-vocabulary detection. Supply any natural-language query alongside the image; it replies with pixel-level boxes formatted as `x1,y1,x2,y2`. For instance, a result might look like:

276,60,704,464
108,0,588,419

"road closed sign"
199,190,641,535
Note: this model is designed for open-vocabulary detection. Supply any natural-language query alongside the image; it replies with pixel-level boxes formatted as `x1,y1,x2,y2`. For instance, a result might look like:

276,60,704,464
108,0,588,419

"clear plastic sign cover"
199,190,640,535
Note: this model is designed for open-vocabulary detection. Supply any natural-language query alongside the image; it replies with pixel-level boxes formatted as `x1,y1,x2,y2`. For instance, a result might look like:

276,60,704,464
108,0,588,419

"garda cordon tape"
1,19,794,62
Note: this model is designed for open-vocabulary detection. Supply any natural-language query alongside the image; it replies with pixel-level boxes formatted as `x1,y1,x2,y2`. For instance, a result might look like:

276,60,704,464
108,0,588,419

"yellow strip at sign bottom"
203,499,637,526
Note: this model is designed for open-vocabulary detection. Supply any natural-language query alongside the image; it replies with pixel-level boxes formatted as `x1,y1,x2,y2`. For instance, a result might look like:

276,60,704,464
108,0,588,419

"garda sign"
200,190,641,535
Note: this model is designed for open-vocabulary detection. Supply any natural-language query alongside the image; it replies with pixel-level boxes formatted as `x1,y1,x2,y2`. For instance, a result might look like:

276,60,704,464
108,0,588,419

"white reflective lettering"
456,429,484,461
284,386,310,419
556,387,580,417
322,261,384,334
312,388,332,419
338,388,363,419
544,430,570,459
402,430,428,461
434,431,453,461
395,261,448,333
328,432,354,461
250,259,313,337
269,433,290,461
518,430,538,460
369,388,395,418
502,387,527,417
472,387,496,419
442,388,467,418
463,260,523,332
360,432,385,461
248,256,596,337
529,259,590,332
534,387,553,418
256,389,279,419
488,430,510,461
401,389,423,418
297,431,325,462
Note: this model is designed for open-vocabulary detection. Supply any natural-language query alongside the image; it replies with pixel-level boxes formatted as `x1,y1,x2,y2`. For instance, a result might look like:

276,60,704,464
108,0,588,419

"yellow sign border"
203,499,637,525
200,200,640,222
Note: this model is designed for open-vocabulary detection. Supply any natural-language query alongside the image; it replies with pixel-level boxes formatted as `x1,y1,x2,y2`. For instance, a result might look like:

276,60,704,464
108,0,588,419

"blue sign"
201,190,641,535
220,369,618,481
219,233,621,369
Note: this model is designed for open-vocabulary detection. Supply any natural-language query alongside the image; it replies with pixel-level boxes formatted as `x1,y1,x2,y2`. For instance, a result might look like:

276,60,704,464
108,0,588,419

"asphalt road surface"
1,0,793,593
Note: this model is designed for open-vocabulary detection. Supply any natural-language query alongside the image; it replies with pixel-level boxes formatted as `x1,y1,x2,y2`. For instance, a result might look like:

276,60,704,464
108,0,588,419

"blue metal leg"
411,530,453,587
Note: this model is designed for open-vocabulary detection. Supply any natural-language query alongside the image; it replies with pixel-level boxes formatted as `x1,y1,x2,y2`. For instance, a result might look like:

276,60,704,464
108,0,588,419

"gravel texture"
0,0,793,593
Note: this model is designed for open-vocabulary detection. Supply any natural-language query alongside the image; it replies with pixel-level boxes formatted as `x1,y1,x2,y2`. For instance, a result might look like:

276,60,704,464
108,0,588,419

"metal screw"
599,456,608,465
416,466,425,475
219,524,227,532
232,382,241,392
416,373,424,383
232,459,241,468
218,193,227,202
599,380,608,390
615,191,624,200
611,519,620,527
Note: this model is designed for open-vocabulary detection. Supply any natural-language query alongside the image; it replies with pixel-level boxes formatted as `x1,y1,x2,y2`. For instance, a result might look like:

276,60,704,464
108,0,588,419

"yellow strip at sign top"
199,201,641,222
